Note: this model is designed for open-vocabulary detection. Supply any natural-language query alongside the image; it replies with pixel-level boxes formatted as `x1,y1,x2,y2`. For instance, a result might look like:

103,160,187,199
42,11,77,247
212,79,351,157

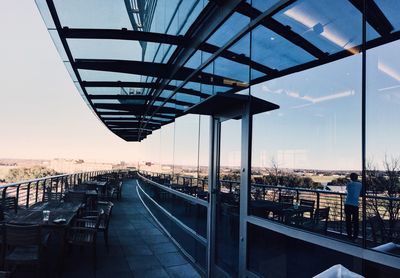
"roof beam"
103,118,163,125
107,121,160,129
236,2,326,59
88,94,194,107
76,59,245,87
61,28,185,45
142,0,243,132
348,0,393,37
199,43,277,75
83,81,210,99
94,103,183,114
63,28,275,76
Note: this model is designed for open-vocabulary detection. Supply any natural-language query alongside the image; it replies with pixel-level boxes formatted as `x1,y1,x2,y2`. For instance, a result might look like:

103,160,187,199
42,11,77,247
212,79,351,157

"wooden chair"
369,215,388,244
279,195,294,205
303,207,330,234
300,199,315,218
97,202,114,251
67,212,102,269
111,182,123,201
64,191,86,203
1,197,17,213
4,224,44,274
290,199,315,225
43,192,64,202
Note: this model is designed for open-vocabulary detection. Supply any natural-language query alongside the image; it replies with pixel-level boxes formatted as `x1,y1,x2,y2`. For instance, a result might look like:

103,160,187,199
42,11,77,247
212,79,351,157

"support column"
239,102,252,277
207,116,221,278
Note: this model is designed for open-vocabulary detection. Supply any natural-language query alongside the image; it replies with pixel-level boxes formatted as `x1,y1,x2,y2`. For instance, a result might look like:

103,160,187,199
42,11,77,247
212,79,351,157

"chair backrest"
5,224,41,247
300,199,315,209
103,202,114,229
369,215,386,243
65,191,86,203
279,195,294,205
314,207,330,222
2,197,17,213
43,192,63,202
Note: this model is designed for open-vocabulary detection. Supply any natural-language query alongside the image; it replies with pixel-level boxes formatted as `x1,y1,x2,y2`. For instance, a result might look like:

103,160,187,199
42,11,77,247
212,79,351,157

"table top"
85,180,107,187
68,189,98,196
8,201,81,227
250,200,313,215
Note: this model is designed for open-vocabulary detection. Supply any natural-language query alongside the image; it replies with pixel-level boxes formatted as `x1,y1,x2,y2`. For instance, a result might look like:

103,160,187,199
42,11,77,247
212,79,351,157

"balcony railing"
139,170,400,258
0,170,130,209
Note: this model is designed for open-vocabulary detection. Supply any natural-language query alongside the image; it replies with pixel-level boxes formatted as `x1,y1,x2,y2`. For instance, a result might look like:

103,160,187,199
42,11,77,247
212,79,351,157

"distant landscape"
0,158,136,185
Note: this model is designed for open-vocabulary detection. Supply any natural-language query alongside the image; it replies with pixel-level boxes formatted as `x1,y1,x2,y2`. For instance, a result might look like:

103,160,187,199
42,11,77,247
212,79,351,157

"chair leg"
92,245,97,271
104,231,109,252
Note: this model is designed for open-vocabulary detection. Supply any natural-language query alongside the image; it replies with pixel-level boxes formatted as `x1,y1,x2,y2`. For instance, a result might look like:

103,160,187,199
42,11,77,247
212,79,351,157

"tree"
366,156,400,240
5,166,59,183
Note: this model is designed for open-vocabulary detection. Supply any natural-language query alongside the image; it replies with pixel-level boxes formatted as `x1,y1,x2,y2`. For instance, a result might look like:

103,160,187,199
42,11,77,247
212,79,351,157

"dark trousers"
345,204,359,239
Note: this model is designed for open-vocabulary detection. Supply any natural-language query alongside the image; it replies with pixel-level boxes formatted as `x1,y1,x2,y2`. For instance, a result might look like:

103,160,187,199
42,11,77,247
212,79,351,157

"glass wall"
135,0,400,277
366,38,400,253
250,53,362,240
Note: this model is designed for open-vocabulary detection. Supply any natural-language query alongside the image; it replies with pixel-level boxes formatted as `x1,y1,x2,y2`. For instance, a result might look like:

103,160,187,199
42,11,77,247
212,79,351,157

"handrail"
1,172,90,189
138,172,208,207
0,169,129,209
140,170,400,202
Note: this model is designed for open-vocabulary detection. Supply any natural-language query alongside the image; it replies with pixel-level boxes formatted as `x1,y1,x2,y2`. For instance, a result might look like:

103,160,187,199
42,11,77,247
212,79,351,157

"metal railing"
140,171,400,248
0,170,129,209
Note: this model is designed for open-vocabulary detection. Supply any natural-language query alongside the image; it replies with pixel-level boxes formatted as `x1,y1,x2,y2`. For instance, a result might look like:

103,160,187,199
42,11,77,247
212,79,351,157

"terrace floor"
13,179,201,278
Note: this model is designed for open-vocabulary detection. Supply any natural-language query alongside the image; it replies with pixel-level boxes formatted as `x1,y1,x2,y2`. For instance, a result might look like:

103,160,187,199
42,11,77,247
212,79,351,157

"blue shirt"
345,181,362,206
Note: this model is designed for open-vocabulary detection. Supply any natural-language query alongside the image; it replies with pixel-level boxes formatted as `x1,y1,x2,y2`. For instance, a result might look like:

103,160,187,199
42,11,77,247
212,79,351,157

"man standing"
345,173,362,240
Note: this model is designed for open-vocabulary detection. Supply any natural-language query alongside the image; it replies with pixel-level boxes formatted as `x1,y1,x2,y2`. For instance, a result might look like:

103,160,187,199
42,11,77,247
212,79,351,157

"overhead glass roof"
36,0,400,141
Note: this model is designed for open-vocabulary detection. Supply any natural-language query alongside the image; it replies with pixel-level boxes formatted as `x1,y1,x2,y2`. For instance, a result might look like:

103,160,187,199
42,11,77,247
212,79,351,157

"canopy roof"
36,0,400,141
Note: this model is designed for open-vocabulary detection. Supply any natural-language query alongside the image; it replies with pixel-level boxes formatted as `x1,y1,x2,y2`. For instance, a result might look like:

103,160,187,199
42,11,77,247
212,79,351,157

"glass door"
214,119,242,277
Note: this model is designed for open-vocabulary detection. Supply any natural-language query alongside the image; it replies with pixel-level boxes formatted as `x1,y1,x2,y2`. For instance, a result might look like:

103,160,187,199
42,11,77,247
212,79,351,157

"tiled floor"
12,179,201,278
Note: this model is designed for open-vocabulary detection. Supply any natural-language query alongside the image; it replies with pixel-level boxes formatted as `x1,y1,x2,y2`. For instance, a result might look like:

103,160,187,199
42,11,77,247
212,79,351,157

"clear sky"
0,0,142,163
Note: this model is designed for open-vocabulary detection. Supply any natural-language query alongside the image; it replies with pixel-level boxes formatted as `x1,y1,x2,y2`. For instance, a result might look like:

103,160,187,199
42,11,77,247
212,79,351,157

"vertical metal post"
239,101,252,277
26,182,31,208
35,181,39,203
207,116,220,278
361,0,367,250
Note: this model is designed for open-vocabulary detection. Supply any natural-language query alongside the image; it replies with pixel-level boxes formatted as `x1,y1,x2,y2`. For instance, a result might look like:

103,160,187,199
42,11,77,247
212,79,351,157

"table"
84,180,107,187
250,200,313,224
67,189,98,209
8,201,82,272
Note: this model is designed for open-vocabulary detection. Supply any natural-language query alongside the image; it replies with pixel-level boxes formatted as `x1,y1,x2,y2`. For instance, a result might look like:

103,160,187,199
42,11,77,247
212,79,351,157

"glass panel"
251,25,316,70
247,223,363,277
207,12,249,47
138,183,207,270
67,39,142,61
198,115,209,191
366,36,400,255
250,52,362,242
216,119,241,277
173,114,200,176
274,0,378,55
249,0,280,12
53,0,132,29
375,0,400,32
78,69,142,82
35,0,56,29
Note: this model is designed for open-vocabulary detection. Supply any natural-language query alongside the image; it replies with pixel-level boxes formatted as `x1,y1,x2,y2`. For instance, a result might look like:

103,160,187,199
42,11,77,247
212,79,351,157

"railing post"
316,192,320,211
55,178,59,193
340,194,343,234
16,185,20,207
26,182,31,208
2,188,6,202
42,179,46,202
35,181,40,203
